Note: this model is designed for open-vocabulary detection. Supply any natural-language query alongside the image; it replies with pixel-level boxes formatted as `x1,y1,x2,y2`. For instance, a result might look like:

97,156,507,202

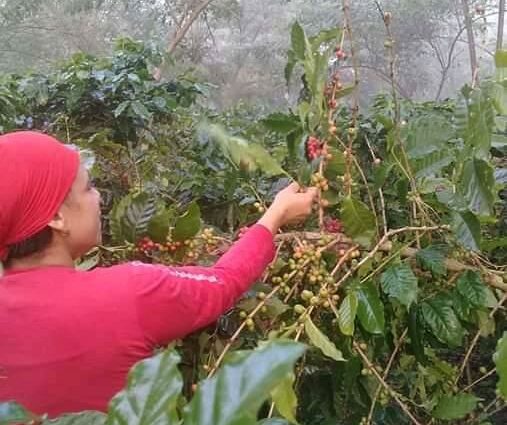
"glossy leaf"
124,193,157,242
291,21,306,61
45,412,107,425
408,306,427,364
270,373,298,424
405,115,453,159
413,150,453,178
416,245,447,276
433,393,479,420
356,282,385,334
340,196,376,247
456,271,495,308
106,349,182,425
258,420,289,425
451,211,481,251
147,207,172,243
336,292,358,336
380,262,418,308
173,202,201,242
261,113,300,134
459,158,496,216
494,332,507,399
182,340,306,425
304,316,344,361
421,297,464,347
0,402,38,425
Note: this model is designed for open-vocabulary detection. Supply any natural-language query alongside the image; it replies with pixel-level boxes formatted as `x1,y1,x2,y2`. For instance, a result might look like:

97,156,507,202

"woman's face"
59,165,102,258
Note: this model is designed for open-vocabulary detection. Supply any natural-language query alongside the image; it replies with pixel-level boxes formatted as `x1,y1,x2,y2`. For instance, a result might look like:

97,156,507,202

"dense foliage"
0,20,506,425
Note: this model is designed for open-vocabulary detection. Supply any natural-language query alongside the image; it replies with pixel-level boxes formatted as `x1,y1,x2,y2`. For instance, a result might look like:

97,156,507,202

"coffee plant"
1,8,506,425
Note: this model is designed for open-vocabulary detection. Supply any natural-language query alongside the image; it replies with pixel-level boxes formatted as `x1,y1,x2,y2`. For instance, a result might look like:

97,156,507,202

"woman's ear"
47,210,68,235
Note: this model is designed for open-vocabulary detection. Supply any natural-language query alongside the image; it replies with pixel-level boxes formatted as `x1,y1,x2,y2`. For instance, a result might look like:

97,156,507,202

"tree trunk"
167,0,214,54
498,0,505,51
461,0,479,84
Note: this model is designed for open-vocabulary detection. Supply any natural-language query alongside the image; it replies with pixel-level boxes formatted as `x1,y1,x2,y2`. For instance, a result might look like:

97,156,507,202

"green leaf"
147,207,172,243
262,113,300,134
110,193,157,243
451,211,481,251
405,115,454,159
45,412,107,424
76,253,100,271
380,262,418,308
408,306,427,364
291,21,306,61
421,296,464,347
124,193,157,243
356,282,385,334
336,292,358,336
456,270,495,308
285,50,297,85
173,202,201,242
324,147,346,178
459,158,496,216
309,27,341,49
270,373,298,424
495,50,507,68
416,245,447,276
258,420,289,425
106,349,182,425
413,150,453,178
304,316,344,361
340,196,376,247
247,144,286,176
130,100,151,120
494,332,507,399
433,393,479,420
203,124,286,177
182,340,306,425
0,402,39,425
114,100,130,117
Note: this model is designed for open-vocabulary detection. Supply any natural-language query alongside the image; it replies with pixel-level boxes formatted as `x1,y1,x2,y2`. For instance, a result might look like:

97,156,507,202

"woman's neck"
6,245,75,270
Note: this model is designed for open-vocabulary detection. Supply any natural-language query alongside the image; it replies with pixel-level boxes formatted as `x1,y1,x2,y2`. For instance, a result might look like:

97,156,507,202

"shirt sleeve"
131,224,275,347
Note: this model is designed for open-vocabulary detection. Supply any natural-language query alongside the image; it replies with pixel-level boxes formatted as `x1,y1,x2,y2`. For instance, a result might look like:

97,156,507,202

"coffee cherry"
301,290,314,301
257,291,266,300
294,304,306,315
239,310,247,319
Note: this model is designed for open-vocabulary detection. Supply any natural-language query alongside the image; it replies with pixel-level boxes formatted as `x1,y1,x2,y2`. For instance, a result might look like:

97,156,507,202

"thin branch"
455,293,507,385
167,0,214,54
354,341,422,425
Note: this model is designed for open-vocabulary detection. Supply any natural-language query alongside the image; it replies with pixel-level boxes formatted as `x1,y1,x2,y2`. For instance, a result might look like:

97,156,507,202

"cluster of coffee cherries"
253,202,266,214
324,217,342,233
334,47,347,60
306,136,324,161
311,173,331,208
136,236,183,255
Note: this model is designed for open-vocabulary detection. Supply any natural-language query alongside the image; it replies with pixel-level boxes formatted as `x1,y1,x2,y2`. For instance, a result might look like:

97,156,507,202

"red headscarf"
0,131,80,260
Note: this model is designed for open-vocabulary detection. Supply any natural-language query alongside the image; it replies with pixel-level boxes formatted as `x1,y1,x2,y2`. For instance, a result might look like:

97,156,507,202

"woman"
0,131,317,417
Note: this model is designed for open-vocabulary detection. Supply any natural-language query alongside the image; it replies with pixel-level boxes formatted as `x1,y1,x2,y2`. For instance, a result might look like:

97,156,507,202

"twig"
455,293,507,385
167,0,214,54
462,367,496,393
353,341,422,425
332,225,448,287
366,329,408,424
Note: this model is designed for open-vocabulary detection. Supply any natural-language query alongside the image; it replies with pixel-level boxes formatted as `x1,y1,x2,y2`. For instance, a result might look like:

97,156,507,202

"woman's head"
0,131,102,266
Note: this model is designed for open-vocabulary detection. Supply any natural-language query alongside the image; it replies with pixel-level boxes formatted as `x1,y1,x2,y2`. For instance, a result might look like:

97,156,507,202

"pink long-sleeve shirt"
0,225,275,417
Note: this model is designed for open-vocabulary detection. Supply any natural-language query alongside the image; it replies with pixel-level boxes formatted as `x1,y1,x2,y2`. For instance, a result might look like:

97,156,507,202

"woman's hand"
257,182,318,235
